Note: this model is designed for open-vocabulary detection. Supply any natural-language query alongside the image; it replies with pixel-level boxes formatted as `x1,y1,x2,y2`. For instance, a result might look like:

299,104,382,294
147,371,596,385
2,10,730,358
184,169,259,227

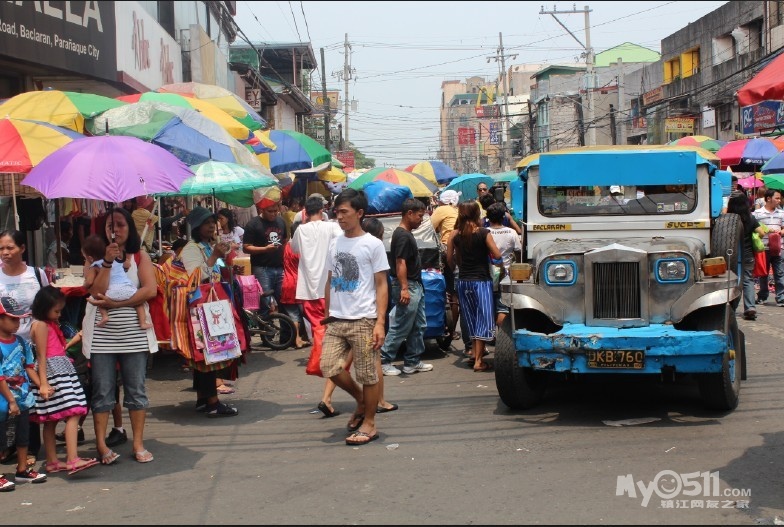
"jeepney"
496,148,744,411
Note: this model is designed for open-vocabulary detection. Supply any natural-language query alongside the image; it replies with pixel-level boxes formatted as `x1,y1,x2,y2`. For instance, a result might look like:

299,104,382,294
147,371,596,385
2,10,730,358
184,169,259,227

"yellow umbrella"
0,90,125,133
318,165,347,183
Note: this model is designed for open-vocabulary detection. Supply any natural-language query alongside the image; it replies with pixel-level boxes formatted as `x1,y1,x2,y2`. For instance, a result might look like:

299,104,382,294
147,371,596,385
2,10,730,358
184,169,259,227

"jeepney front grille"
593,262,641,319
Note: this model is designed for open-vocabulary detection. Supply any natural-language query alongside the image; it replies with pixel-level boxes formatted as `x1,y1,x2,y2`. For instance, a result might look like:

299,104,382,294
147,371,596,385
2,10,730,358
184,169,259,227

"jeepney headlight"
544,260,576,285
656,258,689,283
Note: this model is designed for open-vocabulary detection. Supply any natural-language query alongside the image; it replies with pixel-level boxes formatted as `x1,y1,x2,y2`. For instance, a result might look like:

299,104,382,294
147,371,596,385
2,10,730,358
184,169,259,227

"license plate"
586,350,645,369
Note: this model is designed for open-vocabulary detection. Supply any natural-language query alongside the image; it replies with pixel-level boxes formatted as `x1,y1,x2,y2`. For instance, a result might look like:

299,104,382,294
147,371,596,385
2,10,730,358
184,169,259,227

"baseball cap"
0,297,30,318
186,206,216,230
308,192,328,206
610,185,623,195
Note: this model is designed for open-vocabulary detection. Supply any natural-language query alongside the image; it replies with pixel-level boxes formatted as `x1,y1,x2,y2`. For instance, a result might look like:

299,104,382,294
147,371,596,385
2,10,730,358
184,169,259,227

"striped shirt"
753,207,784,250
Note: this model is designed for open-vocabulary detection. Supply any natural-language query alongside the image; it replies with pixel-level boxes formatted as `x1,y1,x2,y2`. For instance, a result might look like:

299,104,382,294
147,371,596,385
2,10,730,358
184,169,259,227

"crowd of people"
0,182,523,488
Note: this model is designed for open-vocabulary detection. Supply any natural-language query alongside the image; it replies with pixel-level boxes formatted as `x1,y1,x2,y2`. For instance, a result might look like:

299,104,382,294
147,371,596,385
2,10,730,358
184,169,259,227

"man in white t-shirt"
291,196,342,390
321,189,389,446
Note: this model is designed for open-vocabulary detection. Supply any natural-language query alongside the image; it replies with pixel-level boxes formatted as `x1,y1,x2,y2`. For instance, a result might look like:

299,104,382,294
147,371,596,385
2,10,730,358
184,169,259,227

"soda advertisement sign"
741,100,784,135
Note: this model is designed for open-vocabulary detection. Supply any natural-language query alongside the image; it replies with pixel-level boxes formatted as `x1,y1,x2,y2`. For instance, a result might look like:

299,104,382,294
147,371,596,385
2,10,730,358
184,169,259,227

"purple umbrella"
21,135,193,202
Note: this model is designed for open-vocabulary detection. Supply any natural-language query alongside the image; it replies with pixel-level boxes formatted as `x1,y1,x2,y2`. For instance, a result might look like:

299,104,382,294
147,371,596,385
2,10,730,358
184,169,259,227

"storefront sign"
310,91,339,114
642,86,664,106
0,1,117,81
475,105,499,118
489,122,500,145
335,150,355,169
458,127,476,145
740,100,784,135
115,2,181,91
664,117,695,134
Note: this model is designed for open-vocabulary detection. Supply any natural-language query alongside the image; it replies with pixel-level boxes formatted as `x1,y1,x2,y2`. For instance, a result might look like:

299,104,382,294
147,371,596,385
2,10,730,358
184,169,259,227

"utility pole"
487,33,517,170
320,47,330,152
332,33,355,148
617,57,626,145
541,4,595,146
609,104,617,145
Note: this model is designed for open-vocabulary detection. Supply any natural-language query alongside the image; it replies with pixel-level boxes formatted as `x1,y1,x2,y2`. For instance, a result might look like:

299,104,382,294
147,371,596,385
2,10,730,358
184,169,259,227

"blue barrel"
421,270,446,339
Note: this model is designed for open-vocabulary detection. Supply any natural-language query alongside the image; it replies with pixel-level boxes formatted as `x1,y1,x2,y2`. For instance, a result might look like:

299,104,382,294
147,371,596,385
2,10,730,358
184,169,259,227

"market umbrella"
0,117,84,230
443,173,494,201
116,92,251,140
667,135,727,153
490,170,518,183
0,117,84,173
762,174,784,191
245,129,277,154
347,167,437,198
89,101,270,174
318,165,347,183
0,90,125,133
736,174,765,189
760,149,784,175
256,130,332,174
157,82,267,131
715,137,784,168
155,160,277,207
21,135,193,202
405,160,458,185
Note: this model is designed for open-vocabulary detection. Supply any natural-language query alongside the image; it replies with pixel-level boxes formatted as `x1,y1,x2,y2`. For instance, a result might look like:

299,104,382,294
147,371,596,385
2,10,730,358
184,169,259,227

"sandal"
216,384,236,395
100,450,120,465
473,363,492,372
66,457,98,475
45,460,68,473
0,447,16,463
347,413,365,432
451,331,461,341
133,449,154,463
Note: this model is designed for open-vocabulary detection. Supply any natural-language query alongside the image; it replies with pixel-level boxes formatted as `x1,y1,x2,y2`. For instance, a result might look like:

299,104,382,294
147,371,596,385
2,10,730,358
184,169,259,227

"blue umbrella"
761,150,784,175
443,173,494,201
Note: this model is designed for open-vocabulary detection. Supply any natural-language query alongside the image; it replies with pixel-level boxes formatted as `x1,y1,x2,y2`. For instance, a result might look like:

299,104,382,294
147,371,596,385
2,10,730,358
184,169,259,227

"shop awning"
737,51,784,107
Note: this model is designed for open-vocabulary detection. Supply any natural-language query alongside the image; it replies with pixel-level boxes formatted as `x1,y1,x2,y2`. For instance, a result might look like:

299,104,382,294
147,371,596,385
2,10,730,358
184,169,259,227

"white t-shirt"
219,226,244,245
291,220,343,300
488,226,522,268
0,266,49,342
326,233,389,320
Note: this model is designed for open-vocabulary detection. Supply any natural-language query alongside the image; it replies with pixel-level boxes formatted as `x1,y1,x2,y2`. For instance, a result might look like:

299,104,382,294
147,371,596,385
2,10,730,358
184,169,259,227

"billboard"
458,127,476,145
311,91,339,115
0,1,117,81
740,100,784,135
664,117,695,134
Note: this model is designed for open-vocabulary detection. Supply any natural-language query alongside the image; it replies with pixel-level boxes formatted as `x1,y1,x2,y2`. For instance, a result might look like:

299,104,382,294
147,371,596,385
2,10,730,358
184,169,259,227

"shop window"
718,104,732,131
681,48,700,78
664,58,680,84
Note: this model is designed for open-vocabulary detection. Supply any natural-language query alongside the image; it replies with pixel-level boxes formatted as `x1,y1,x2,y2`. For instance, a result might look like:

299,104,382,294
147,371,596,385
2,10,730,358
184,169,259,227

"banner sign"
335,150,355,169
0,1,117,81
310,91,339,115
642,86,664,106
458,127,476,145
489,122,500,145
664,117,695,134
740,100,784,135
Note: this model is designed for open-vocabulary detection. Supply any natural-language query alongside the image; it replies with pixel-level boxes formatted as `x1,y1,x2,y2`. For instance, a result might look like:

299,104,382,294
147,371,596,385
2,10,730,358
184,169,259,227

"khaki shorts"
320,318,379,385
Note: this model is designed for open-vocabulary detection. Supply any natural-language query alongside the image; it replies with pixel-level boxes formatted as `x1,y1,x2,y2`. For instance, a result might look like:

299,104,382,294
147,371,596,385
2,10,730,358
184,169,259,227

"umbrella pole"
11,173,19,231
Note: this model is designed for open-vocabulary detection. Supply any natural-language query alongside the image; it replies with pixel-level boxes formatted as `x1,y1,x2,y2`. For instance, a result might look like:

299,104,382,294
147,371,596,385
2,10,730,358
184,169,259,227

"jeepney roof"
516,145,719,171
521,148,716,187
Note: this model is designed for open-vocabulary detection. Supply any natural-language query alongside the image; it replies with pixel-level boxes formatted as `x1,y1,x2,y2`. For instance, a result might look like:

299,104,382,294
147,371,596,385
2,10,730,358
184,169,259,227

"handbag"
197,288,239,354
753,250,768,278
185,281,247,369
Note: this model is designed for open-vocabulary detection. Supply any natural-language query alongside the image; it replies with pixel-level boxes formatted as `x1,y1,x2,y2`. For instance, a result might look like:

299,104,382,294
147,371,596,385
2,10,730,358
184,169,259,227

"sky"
235,1,728,168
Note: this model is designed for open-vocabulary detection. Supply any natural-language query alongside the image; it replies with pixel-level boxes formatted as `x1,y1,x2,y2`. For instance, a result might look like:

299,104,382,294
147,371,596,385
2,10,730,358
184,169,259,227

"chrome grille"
593,262,641,319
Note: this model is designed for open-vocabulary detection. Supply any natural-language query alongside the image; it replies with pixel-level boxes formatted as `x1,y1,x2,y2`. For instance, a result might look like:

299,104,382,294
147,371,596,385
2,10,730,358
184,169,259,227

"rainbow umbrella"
715,137,784,168
117,92,250,140
667,135,727,153
405,160,458,185
0,90,125,133
347,167,437,198
157,82,266,131
0,117,84,173
256,130,332,174
89,101,269,173
245,129,278,154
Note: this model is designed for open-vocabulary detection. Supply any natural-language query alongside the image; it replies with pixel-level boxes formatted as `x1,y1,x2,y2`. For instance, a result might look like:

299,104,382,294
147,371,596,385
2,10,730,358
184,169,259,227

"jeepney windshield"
539,183,697,217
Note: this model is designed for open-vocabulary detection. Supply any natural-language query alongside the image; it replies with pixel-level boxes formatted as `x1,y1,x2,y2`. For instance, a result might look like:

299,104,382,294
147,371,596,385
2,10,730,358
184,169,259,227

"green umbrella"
490,170,518,183
155,160,277,207
762,173,784,191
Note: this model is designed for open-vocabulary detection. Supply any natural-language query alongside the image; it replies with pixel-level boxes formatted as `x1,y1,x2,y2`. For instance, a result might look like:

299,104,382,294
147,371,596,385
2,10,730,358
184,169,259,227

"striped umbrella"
405,160,458,185
347,167,437,197
0,90,125,133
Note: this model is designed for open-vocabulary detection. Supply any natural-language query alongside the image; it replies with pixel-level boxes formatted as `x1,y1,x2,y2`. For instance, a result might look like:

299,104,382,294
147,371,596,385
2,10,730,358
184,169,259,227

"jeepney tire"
738,329,747,381
494,318,546,410
710,213,742,310
697,310,741,411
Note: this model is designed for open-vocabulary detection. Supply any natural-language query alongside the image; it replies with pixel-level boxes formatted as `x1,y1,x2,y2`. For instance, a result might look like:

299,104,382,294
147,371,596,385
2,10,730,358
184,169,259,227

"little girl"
81,235,151,330
29,286,97,475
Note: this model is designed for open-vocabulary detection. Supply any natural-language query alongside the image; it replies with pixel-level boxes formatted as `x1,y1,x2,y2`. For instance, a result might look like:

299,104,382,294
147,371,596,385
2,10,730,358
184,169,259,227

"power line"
287,1,302,42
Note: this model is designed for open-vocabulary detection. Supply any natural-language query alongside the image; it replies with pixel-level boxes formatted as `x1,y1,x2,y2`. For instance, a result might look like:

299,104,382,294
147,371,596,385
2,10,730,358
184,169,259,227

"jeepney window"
539,184,696,216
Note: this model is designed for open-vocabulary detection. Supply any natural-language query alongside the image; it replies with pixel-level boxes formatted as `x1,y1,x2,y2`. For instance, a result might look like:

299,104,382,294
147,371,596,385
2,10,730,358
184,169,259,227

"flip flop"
376,403,399,413
100,450,120,465
347,413,364,432
216,385,236,395
317,401,341,418
473,363,492,372
345,431,379,446
67,457,98,475
45,461,68,473
133,450,154,463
